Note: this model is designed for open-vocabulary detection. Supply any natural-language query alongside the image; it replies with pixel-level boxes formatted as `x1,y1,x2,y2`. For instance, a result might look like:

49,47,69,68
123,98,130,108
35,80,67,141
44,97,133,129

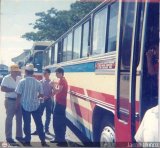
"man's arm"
1,76,15,92
16,93,21,109
1,86,15,92
38,82,44,99
54,85,63,94
15,80,23,109
50,81,62,96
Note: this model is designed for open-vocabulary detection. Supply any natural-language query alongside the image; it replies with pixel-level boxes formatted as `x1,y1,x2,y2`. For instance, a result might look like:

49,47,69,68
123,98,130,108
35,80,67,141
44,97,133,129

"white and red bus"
27,41,52,80
43,0,159,146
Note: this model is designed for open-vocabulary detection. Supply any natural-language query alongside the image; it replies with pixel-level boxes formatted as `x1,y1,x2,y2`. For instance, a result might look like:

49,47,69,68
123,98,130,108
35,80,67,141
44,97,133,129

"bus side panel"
50,60,116,141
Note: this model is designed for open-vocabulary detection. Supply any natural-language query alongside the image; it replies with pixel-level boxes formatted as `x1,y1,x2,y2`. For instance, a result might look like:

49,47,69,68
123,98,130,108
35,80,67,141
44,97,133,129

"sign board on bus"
95,60,115,74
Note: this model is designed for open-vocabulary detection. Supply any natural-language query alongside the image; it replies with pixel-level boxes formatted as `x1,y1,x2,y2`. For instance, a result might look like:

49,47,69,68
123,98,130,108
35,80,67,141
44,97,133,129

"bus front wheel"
100,117,115,147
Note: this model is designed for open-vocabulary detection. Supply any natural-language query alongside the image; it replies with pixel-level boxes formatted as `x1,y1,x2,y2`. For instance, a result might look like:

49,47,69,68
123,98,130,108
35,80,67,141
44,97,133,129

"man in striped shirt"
15,64,49,147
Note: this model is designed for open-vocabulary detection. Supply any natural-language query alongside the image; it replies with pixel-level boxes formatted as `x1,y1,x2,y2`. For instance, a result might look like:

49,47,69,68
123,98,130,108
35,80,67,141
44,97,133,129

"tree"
22,1,101,41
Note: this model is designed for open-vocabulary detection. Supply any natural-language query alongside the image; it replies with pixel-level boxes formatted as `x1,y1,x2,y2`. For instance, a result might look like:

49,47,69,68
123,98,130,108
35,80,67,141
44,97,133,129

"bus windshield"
34,45,48,51
33,52,43,72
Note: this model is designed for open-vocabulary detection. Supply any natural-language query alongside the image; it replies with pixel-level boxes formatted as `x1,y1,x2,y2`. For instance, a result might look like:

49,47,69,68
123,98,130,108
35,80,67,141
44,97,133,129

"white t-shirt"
1,74,21,98
135,106,159,142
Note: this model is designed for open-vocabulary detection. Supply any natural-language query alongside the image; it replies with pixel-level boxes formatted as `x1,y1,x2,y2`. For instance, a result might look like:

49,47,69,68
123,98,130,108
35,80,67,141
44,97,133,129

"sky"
0,0,77,66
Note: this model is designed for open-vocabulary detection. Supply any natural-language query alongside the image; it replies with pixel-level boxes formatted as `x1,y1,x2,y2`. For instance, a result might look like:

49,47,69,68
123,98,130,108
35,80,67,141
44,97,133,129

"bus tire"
100,117,115,147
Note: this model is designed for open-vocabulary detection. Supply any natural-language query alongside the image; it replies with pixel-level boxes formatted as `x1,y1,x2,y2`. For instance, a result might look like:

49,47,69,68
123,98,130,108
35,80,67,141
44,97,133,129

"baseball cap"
25,64,34,71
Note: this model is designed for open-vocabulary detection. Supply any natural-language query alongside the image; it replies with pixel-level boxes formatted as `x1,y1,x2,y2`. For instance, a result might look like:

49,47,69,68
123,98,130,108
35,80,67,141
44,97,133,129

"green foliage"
22,1,101,41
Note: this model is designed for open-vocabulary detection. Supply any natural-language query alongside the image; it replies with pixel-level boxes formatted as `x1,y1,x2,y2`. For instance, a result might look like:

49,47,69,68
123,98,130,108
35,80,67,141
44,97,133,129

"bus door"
115,1,146,144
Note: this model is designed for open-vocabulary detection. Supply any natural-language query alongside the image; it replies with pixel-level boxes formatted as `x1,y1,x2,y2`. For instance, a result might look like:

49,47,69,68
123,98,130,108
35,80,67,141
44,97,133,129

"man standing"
32,68,53,135
1,64,23,145
50,67,68,146
15,64,49,147
135,105,159,142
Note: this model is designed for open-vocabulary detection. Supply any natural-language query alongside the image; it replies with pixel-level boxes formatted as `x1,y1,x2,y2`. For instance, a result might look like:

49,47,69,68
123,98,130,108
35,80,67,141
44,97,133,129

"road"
0,89,82,147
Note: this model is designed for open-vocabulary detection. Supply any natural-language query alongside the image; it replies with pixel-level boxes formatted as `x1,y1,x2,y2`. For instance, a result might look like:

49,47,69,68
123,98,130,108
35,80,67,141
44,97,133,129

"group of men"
1,63,68,147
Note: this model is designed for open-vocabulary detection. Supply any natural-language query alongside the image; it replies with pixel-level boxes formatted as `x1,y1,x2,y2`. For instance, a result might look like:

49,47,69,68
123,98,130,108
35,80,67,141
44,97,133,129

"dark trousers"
53,102,66,142
40,98,53,132
22,107,45,142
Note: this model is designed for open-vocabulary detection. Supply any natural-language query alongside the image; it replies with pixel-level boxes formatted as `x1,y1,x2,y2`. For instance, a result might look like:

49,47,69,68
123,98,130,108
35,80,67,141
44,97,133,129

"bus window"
51,46,55,64
54,43,58,64
49,47,52,65
121,3,135,69
44,50,49,67
34,51,43,72
82,21,90,58
62,37,67,62
66,33,73,61
92,7,107,55
44,49,49,66
57,41,62,63
118,2,136,122
73,26,82,59
107,2,119,52
43,51,46,67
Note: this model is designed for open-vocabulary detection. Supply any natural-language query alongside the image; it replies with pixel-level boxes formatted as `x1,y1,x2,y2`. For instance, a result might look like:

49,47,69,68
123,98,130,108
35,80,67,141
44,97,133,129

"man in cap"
15,64,49,147
1,64,23,145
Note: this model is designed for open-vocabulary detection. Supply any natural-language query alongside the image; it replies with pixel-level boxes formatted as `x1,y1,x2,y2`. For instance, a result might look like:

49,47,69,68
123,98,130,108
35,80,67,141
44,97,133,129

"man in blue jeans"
15,64,49,147
32,68,53,135
50,67,68,146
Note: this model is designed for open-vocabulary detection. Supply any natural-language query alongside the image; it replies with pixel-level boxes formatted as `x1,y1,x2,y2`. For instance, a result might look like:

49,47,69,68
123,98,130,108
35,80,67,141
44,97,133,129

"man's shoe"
16,137,25,143
57,142,68,147
50,138,58,143
6,138,16,143
6,138,19,146
41,141,49,147
31,130,38,135
23,142,32,147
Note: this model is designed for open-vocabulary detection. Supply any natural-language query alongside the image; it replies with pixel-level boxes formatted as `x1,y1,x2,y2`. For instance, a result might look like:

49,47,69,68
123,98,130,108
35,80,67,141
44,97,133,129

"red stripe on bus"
67,99,92,123
86,90,115,105
69,85,115,106
70,86,85,95
68,85,116,110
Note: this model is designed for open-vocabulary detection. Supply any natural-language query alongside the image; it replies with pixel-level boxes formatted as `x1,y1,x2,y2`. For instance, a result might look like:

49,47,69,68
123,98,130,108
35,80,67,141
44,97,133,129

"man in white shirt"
135,105,159,143
1,64,23,145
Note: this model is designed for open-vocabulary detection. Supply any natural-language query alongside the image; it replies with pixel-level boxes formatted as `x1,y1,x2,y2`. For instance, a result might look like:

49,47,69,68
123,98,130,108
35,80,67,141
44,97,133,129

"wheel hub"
100,126,115,147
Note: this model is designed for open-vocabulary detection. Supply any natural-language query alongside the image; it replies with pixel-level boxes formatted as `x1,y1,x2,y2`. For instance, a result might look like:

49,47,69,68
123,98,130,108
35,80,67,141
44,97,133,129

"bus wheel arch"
92,106,115,144
100,115,115,147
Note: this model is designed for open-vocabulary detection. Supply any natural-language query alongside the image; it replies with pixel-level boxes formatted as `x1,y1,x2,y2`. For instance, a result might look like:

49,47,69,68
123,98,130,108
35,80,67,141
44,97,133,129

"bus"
28,41,52,80
43,0,159,146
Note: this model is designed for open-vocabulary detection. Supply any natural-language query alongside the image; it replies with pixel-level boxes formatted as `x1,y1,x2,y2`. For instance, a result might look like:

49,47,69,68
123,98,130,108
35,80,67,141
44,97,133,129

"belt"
6,97,16,101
